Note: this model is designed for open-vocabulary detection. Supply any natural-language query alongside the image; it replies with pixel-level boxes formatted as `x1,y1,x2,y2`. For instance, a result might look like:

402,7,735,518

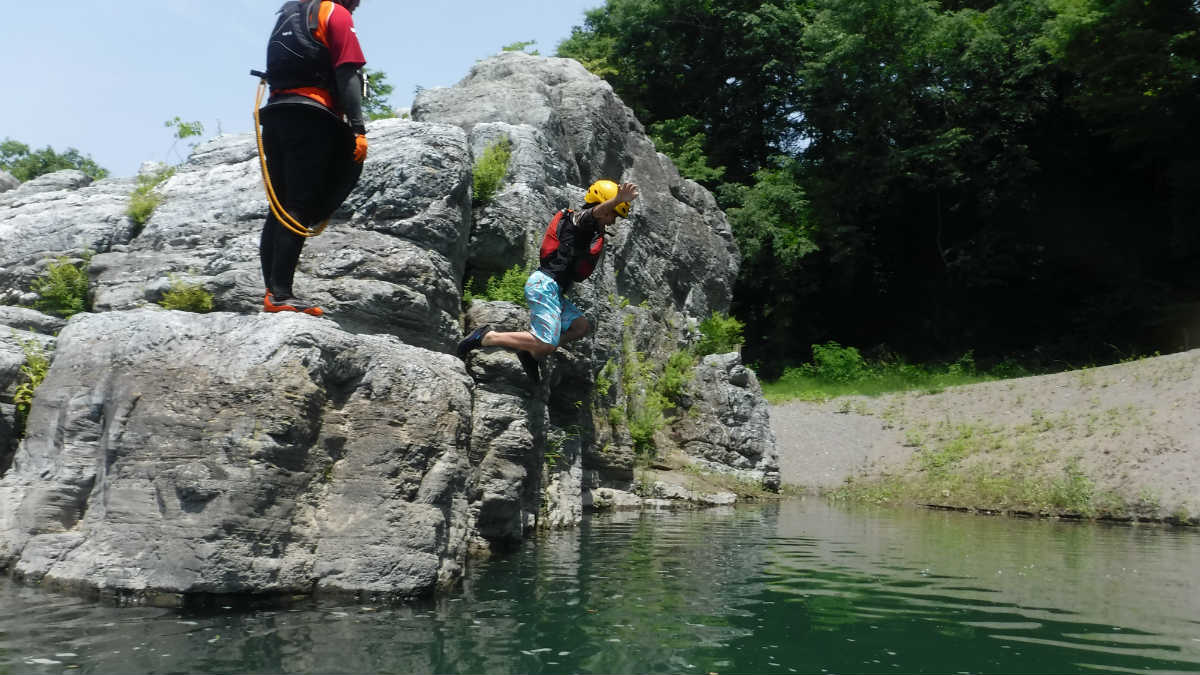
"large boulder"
674,353,781,491
0,310,473,599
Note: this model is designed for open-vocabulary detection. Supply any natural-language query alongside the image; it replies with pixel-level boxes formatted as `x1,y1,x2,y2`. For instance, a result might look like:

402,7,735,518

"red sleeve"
324,4,366,69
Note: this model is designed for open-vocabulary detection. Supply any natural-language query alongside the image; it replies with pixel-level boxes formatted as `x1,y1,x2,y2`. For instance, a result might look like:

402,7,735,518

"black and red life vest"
539,209,605,290
266,1,335,96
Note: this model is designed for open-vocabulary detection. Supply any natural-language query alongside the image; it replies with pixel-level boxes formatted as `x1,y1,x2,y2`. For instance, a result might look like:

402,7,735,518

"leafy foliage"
158,276,214,313
763,344,1029,403
364,68,397,120
807,342,867,383
164,117,204,141
164,117,205,163
648,116,725,184
31,254,91,318
562,0,1200,375
472,135,513,206
0,138,108,182
695,312,745,357
12,338,50,440
464,264,529,307
724,158,817,268
658,350,698,407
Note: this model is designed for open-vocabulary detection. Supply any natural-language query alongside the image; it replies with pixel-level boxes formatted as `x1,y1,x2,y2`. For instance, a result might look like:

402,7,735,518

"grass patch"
127,165,175,232
472,135,512,206
158,276,213,313
31,253,92,318
831,415,1127,519
762,342,1028,403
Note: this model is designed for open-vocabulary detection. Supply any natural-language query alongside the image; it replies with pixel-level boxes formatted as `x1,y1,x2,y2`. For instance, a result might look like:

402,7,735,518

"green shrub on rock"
127,165,175,231
31,254,91,318
12,338,50,439
158,276,213,313
464,264,529,307
695,311,744,357
472,136,512,206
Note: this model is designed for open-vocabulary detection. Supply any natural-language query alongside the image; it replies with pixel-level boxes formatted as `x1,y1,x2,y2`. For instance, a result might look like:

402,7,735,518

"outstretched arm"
590,182,640,222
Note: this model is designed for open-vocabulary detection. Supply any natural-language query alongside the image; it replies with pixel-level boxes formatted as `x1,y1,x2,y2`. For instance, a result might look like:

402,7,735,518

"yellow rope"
254,79,329,238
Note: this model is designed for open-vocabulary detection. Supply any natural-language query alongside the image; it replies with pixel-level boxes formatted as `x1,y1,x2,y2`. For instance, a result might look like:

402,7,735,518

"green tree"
1046,0,1200,154
0,138,109,182
557,0,807,183
364,68,398,120
560,0,1200,374
648,116,725,184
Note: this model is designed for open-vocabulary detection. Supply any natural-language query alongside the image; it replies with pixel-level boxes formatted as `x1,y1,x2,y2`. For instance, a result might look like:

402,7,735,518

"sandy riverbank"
770,349,1200,523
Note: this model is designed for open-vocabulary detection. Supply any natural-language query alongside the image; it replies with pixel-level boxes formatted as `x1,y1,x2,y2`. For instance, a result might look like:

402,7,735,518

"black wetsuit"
259,66,365,299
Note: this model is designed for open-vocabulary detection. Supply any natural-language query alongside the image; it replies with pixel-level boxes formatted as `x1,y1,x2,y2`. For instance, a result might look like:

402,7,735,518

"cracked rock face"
675,353,781,491
0,310,473,598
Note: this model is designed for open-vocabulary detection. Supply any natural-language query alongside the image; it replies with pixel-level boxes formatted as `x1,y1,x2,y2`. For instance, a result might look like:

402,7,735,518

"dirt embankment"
770,349,1200,523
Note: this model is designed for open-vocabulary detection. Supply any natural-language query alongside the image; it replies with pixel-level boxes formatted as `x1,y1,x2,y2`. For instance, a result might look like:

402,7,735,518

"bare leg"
483,330,556,357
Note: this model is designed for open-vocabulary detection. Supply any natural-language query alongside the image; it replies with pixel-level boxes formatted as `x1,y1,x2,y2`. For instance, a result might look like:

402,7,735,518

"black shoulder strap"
305,0,323,35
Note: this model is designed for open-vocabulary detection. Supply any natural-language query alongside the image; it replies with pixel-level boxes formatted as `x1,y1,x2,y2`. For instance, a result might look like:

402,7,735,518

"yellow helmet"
585,179,630,218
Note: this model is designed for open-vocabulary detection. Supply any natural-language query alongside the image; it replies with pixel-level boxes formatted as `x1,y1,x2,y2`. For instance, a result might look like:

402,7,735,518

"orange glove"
354,134,368,163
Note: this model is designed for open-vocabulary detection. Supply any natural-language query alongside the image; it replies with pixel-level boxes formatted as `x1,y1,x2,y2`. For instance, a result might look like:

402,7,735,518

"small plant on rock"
12,338,50,439
127,165,175,231
472,135,512,206
695,311,744,357
465,264,530,307
158,275,213,313
31,253,91,318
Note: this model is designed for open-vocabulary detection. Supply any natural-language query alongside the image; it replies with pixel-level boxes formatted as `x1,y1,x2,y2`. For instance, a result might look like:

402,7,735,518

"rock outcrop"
675,354,781,491
0,53,777,601
0,310,472,598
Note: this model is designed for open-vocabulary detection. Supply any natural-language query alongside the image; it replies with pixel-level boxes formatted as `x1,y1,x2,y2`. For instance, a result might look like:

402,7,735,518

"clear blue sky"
3,1,600,178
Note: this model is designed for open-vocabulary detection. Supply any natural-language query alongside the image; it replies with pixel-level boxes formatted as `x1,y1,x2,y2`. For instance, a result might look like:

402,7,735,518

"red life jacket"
539,209,605,288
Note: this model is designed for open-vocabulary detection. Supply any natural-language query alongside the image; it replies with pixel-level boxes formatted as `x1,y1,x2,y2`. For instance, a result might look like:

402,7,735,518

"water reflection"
1,501,1198,674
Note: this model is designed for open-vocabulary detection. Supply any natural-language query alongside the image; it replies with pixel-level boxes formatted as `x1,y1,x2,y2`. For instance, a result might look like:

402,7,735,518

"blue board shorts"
525,270,584,346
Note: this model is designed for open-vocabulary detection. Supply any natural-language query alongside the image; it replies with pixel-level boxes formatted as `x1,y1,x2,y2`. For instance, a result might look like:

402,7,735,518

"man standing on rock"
457,180,640,384
257,0,369,317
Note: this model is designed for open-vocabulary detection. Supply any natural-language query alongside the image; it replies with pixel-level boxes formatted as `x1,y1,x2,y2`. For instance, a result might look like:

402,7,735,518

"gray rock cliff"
0,52,777,601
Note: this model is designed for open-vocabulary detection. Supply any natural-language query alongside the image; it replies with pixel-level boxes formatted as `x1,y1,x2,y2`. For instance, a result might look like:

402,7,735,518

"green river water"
1,499,1198,674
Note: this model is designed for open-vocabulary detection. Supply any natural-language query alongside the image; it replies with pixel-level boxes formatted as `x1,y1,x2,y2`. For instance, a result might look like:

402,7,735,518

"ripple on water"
1,501,1199,674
